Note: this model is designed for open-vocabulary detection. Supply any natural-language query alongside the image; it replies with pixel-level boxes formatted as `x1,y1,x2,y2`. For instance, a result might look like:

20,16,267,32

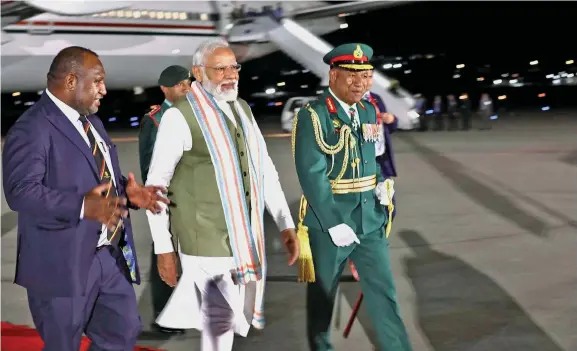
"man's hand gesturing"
83,183,128,231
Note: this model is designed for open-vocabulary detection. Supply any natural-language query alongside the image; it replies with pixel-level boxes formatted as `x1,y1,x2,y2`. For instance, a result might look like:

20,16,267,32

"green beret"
158,65,191,87
323,43,374,71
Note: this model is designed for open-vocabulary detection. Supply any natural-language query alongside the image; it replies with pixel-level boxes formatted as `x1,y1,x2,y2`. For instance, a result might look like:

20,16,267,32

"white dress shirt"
146,99,295,254
46,89,116,247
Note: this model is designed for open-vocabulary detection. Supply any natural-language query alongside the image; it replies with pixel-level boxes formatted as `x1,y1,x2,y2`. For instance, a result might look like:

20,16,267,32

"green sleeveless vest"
168,98,253,257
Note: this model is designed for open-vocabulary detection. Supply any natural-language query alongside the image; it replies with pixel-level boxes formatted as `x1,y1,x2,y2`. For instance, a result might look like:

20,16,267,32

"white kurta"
145,99,294,336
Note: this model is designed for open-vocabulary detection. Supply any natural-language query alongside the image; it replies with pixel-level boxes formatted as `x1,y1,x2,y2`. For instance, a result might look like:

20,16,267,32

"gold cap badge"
353,45,363,59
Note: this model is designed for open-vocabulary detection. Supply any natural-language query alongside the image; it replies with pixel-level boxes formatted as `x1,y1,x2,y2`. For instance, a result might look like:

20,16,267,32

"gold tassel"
296,196,316,282
385,179,395,238
297,223,315,282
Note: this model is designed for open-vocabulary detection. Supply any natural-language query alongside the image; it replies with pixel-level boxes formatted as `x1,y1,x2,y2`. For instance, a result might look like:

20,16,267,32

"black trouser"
433,112,444,131
418,114,429,131
461,113,471,130
149,245,175,318
447,113,459,130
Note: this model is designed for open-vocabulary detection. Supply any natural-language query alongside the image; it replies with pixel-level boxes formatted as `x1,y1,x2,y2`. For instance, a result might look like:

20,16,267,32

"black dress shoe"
151,322,185,334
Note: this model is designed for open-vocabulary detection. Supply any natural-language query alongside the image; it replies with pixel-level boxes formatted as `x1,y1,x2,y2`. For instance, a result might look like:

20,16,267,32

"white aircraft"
1,0,405,93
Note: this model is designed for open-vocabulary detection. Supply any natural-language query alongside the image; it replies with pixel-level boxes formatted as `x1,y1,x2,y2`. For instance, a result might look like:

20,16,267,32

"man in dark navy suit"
3,46,169,351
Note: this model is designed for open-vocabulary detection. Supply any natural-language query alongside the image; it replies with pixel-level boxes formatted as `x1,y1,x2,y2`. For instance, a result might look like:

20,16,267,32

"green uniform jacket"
138,100,171,184
294,89,387,235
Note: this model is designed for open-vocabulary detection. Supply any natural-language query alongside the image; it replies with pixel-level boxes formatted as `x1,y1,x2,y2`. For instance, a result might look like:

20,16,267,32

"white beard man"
144,38,300,351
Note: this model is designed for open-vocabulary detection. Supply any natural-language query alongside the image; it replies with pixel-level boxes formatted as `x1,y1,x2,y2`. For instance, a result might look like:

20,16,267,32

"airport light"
538,93,546,98
456,64,465,69
301,84,308,88
509,79,518,84
493,79,502,85
12,92,20,97
340,23,348,29
265,88,276,95
393,63,402,68
453,74,460,79
404,70,411,74
477,77,484,81
383,63,392,69
546,74,554,79
501,73,509,77
530,60,538,65
277,82,286,87
566,60,574,65
498,95,507,100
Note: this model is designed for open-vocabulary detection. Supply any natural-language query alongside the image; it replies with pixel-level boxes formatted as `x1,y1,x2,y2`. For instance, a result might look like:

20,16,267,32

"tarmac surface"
2,112,577,350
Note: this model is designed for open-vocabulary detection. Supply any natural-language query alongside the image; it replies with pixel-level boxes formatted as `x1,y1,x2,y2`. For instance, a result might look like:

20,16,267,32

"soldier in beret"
292,43,413,350
138,65,190,334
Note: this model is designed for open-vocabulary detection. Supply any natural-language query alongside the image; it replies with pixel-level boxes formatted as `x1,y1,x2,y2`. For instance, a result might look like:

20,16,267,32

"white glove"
375,179,395,206
328,223,360,247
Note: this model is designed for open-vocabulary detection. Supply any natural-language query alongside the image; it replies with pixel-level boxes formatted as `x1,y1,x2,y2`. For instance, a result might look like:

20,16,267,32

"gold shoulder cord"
291,105,355,283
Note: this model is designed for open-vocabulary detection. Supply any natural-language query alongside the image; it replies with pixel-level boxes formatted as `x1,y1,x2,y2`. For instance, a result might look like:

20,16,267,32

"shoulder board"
358,100,366,110
325,96,337,114
149,105,161,117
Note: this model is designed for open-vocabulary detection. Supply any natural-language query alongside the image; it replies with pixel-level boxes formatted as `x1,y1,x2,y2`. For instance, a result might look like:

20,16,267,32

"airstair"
227,15,419,130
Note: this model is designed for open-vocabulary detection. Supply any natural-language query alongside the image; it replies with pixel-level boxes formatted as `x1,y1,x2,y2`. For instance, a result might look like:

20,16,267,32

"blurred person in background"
432,95,443,131
363,69,398,220
479,93,493,130
415,94,428,132
138,64,191,334
459,93,472,130
446,94,459,131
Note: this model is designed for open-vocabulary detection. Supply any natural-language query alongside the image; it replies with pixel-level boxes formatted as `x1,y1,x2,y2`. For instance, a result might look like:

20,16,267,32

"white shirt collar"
45,88,81,124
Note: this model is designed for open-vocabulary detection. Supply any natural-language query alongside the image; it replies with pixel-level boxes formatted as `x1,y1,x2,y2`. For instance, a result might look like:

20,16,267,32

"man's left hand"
281,228,299,266
380,112,395,124
125,172,170,213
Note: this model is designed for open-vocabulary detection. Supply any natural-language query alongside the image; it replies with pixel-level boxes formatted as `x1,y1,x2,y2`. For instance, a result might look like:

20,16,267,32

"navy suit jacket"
368,92,397,178
2,92,140,297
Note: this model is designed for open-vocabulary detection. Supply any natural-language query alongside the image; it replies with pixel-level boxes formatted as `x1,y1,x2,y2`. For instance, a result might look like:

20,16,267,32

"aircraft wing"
291,0,412,20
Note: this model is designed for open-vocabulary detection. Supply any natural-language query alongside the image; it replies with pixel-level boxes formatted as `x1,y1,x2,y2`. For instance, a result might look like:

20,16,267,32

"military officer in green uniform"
138,65,190,334
292,43,413,351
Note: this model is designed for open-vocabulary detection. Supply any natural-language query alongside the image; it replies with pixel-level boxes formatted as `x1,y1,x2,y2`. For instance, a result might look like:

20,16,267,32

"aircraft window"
91,11,219,21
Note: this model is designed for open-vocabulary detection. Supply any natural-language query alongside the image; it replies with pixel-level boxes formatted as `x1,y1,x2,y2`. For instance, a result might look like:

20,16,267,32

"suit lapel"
41,93,99,178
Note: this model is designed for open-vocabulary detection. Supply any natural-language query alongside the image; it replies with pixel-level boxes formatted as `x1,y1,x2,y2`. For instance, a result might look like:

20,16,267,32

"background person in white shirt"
144,38,299,351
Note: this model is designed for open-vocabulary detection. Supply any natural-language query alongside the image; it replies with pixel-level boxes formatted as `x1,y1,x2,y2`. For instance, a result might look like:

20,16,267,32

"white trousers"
156,255,254,351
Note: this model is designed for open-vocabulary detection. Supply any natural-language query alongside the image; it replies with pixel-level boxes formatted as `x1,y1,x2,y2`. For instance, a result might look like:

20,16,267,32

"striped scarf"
186,81,268,329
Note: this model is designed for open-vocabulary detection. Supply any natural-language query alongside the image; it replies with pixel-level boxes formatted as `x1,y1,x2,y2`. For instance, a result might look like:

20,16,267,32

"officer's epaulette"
148,105,161,117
